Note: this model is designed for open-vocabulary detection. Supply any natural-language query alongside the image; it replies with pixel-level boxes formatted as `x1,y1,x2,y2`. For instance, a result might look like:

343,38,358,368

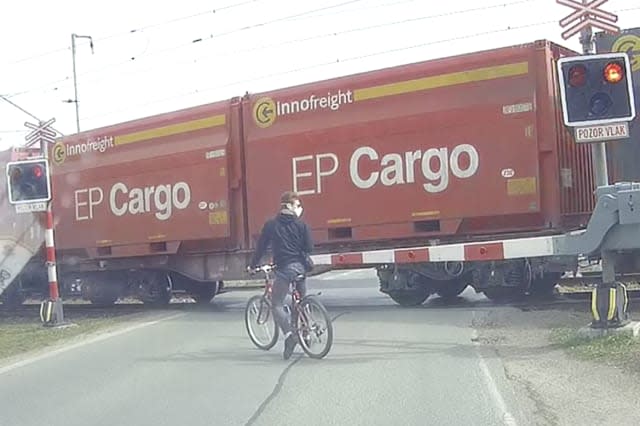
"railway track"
2,273,640,319
2,288,640,316
0,294,222,319
558,270,640,286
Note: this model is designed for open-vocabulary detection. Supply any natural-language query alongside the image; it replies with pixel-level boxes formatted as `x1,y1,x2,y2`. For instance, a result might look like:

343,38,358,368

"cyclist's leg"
274,264,306,359
271,268,294,336
290,263,307,332
296,275,307,298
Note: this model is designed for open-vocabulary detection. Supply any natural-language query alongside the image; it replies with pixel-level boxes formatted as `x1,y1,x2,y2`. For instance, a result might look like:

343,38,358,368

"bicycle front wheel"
245,295,279,350
296,295,333,359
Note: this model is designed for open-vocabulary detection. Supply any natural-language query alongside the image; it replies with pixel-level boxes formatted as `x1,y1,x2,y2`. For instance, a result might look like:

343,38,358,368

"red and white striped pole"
39,124,64,326
45,207,60,300
40,203,64,325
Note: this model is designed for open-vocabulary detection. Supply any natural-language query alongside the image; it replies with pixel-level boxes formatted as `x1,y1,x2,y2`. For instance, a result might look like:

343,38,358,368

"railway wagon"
241,39,595,304
5,39,601,306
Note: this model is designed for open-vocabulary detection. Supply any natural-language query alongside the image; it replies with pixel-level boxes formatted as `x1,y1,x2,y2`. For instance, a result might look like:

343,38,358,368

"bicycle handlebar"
248,264,275,275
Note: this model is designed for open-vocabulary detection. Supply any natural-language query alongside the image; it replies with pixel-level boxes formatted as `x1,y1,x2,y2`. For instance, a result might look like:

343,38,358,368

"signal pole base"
40,298,68,328
588,281,631,329
579,321,640,340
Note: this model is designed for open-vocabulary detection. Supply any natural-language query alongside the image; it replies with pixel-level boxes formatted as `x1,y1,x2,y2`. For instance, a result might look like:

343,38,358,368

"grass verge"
0,316,131,361
550,327,640,373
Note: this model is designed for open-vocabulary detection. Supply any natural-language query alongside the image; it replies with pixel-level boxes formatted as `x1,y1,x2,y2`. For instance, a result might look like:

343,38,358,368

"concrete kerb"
577,321,640,339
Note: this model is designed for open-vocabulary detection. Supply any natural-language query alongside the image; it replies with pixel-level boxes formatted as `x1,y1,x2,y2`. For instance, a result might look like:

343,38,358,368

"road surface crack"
501,360,559,426
244,354,303,425
244,309,345,425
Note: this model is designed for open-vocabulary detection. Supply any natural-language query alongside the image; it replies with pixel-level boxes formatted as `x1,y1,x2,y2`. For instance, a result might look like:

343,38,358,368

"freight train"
0,38,635,307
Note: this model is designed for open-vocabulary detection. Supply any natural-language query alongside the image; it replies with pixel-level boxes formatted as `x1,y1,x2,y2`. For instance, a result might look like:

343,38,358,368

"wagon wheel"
436,279,469,300
192,281,220,304
387,287,431,307
139,271,172,307
529,272,562,299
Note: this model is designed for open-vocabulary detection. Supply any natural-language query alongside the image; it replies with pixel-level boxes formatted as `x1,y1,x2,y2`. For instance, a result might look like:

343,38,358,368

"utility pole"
70,33,94,134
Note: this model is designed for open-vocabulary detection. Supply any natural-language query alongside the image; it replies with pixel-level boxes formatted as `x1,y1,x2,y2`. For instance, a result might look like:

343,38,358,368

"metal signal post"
557,0,636,330
559,0,622,187
580,6,610,189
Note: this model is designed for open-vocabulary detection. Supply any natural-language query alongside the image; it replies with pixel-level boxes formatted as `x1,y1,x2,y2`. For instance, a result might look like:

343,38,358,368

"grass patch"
0,316,129,361
550,327,640,372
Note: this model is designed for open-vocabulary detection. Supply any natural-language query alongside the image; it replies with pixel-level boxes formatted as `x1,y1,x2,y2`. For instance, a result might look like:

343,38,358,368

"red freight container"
50,100,247,259
242,40,595,252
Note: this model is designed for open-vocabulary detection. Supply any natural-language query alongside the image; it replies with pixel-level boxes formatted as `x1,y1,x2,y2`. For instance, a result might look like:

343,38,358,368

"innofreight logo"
252,89,354,128
52,136,115,165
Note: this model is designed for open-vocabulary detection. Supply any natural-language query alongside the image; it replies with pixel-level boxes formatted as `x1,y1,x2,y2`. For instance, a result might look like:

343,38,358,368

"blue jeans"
272,262,307,335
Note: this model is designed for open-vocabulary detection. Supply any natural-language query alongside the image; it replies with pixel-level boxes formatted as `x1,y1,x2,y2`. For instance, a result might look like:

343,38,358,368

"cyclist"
249,191,314,360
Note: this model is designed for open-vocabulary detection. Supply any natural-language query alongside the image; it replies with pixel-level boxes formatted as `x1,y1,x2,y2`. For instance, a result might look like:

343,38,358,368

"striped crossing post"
40,199,65,326
44,205,60,300
45,206,59,299
37,120,64,326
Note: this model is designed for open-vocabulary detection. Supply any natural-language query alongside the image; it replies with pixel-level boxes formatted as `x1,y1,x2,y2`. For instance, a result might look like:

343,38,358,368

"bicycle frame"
247,264,333,358
252,264,310,333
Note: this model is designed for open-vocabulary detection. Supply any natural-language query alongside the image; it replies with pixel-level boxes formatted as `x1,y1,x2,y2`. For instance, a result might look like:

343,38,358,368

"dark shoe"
283,334,297,360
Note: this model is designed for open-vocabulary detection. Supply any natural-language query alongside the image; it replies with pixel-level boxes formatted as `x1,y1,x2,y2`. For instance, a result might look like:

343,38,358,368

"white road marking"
0,313,184,376
470,323,518,426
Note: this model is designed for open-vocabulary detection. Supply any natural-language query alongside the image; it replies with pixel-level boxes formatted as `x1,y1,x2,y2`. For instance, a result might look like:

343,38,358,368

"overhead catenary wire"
81,17,561,123
282,0,421,22
81,2,640,125
1,0,370,98
4,2,639,132
5,0,545,99
0,0,266,68
0,94,65,136
1,0,362,73
80,2,638,118
83,0,369,68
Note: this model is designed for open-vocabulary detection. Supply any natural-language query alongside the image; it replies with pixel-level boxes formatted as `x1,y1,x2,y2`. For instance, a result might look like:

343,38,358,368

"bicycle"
244,264,333,359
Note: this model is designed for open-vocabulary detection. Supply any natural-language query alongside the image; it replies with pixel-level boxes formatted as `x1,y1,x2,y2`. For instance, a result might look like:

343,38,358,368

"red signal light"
568,64,587,87
604,62,624,83
32,165,43,178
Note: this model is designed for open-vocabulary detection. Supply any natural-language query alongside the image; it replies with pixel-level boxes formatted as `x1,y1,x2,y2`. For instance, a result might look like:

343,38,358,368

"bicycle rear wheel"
296,295,333,359
245,295,279,350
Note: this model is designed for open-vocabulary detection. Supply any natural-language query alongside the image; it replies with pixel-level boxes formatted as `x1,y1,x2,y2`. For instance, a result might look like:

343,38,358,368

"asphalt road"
0,269,531,426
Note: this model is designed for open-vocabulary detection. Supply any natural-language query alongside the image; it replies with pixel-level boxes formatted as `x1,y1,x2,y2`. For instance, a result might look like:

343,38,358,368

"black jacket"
250,211,313,268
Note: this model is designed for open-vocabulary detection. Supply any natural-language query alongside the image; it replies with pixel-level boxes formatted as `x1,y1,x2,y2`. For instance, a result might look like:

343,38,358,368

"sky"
1,0,639,148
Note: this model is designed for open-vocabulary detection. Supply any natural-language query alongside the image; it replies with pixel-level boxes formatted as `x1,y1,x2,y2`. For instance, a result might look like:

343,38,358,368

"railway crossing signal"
558,0,620,40
24,118,57,148
557,52,636,128
6,158,52,205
